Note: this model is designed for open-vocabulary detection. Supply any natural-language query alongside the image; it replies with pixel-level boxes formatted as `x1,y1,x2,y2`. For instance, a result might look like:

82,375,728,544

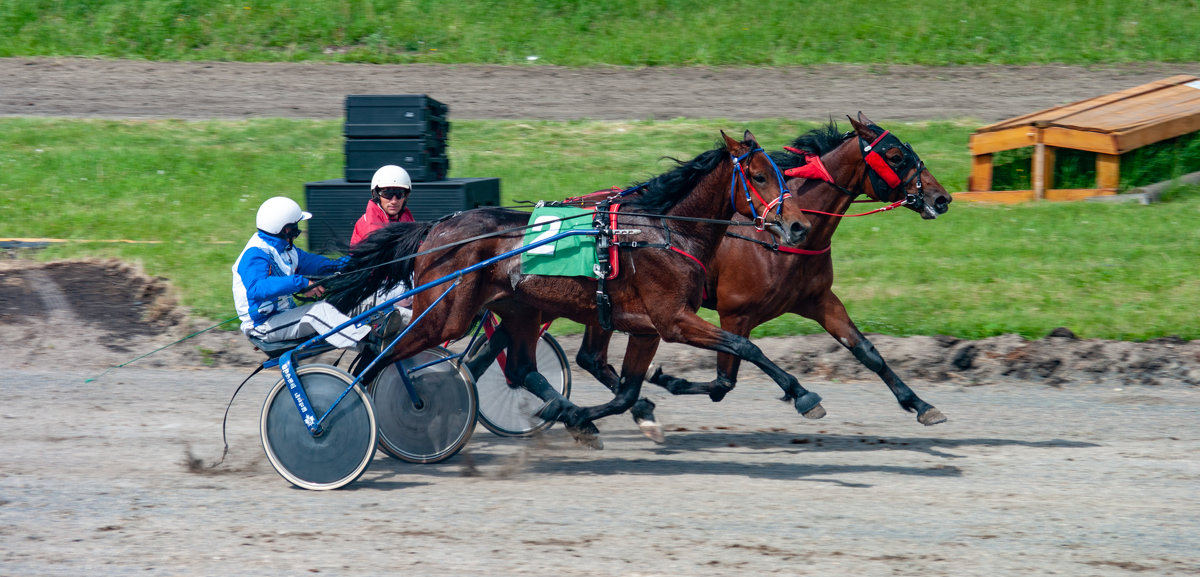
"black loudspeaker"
344,138,448,183
343,94,450,183
304,177,500,255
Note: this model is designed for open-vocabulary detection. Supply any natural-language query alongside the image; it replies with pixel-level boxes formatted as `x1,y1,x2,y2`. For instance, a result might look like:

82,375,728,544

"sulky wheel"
260,364,377,490
369,347,478,464
470,332,572,437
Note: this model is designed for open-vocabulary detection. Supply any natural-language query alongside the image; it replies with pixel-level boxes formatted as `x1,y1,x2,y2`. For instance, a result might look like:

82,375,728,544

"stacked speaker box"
305,94,501,254
343,94,449,182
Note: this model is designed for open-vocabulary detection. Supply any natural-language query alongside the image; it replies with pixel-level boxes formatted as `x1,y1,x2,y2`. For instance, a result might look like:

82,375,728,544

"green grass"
3,0,1198,65
3,116,1199,341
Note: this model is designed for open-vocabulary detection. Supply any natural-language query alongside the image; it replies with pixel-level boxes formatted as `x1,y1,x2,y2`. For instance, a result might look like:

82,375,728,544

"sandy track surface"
2,58,1197,122
1,259,1199,575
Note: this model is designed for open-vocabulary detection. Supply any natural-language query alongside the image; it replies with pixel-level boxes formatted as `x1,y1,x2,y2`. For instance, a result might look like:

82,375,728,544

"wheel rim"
370,348,477,463
260,365,376,490
475,333,571,437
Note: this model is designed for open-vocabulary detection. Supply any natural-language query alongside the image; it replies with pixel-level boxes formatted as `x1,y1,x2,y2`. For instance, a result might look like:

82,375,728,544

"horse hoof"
794,391,825,419
648,366,665,385
567,422,604,449
918,407,948,426
637,419,665,444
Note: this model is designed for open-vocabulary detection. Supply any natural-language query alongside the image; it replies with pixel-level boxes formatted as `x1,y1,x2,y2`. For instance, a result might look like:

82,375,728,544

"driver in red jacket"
351,164,414,246
350,165,415,332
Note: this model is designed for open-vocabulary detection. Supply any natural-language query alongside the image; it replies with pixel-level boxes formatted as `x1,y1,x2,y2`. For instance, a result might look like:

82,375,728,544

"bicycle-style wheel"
260,364,377,490
469,332,572,437
369,347,478,464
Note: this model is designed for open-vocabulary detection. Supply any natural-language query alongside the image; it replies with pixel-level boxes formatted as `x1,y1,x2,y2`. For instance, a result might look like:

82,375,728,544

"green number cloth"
520,206,598,277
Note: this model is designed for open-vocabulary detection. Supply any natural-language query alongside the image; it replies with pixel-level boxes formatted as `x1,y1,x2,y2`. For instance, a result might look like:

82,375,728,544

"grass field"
2,117,1198,341
3,0,1199,66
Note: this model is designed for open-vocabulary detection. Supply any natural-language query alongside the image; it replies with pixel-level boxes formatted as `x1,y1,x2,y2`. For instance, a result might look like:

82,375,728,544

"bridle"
858,127,927,208
782,125,928,213
730,145,790,231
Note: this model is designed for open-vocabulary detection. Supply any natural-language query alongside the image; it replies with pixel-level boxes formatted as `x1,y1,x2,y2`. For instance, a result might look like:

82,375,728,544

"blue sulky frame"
265,228,599,437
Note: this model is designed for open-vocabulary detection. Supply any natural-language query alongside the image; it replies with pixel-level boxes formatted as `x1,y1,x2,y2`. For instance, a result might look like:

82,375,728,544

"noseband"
730,147,790,231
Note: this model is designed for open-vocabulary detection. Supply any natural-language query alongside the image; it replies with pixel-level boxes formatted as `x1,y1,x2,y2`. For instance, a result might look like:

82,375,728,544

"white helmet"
370,164,412,191
256,196,311,235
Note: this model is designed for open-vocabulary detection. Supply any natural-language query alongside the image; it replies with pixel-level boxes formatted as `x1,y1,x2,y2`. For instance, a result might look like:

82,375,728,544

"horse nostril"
790,221,808,243
935,197,951,214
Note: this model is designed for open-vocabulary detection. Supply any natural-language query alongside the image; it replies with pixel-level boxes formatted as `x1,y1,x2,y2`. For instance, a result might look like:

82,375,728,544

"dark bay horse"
575,113,953,441
327,131,819,447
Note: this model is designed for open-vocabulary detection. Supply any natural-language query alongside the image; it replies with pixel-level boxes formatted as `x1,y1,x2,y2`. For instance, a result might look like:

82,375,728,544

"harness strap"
725,231,832,255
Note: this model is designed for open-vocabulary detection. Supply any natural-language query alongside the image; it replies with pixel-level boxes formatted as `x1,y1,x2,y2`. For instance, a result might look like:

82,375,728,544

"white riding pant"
350,284,414,323
245,301,371,350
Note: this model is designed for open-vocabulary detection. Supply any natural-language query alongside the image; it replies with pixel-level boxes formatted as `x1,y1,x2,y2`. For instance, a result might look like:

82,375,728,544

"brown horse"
327,131,819,447
575,113,953,441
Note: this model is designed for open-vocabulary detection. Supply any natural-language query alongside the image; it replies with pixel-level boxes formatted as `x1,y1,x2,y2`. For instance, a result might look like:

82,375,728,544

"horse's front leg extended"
799,293,946,425
656,312,825,419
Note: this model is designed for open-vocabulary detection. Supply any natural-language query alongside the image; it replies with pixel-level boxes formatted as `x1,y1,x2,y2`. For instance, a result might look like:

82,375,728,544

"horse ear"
848,113,874,140
856,111,875,126
742,129,758,147
721,130,741,152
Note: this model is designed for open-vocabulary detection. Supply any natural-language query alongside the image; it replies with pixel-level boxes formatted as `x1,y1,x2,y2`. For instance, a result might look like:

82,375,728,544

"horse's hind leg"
800,293,945,425
500,317,604,448
657,312,826,419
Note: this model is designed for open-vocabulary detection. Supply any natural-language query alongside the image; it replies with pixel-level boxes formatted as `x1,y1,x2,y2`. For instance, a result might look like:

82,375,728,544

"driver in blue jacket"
232,196,371,349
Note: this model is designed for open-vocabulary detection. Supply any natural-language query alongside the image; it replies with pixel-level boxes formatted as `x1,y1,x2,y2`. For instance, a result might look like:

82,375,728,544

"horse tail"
325,221,433,313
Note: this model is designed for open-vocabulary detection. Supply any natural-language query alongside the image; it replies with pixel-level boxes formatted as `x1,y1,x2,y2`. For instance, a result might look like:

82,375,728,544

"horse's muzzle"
919,193,952,220
765,219,809,246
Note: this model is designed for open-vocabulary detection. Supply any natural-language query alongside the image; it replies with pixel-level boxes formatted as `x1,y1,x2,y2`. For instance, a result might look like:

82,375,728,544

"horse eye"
753,174,767,184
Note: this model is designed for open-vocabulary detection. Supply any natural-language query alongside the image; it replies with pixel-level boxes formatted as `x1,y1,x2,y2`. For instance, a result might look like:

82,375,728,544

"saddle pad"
520,206,598,277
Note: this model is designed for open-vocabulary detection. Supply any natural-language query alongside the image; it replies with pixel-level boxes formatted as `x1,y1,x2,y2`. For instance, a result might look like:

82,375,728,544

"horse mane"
324,221,433,313
769,120,852,172
622,141,731,214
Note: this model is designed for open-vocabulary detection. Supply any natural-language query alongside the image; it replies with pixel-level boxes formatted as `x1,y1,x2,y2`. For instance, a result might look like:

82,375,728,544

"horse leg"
799,293,946,425
656,312,826,419
463,321,510,380
499,318,603,448
649,315,756,402
576,324,620,392
569,333,662,440
579,324,664,442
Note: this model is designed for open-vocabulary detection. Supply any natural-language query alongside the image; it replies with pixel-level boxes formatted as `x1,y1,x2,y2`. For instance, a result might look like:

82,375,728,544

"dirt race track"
2,60,1200,575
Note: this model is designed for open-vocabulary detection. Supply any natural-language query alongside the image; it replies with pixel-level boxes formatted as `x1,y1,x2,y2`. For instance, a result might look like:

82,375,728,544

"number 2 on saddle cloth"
520,203,624,331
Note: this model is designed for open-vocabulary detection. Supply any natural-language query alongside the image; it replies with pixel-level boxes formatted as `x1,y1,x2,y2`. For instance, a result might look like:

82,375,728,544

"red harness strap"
776,244,832,255
607,203,620,280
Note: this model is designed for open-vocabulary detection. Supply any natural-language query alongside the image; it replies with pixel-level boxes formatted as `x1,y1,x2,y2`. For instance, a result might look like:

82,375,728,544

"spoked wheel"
260,364,377,490
469,332,572,437
369,347,478,464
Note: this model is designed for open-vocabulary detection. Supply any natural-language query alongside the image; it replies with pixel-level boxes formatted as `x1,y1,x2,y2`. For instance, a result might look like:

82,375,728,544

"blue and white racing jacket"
231,232,344,333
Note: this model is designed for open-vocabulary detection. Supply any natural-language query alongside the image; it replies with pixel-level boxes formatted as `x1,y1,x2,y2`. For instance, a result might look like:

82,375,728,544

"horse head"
721,130,810,246
849,112,952,219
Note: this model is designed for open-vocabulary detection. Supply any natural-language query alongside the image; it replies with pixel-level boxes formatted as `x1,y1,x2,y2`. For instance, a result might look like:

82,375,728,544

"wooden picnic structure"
958,74,1200,203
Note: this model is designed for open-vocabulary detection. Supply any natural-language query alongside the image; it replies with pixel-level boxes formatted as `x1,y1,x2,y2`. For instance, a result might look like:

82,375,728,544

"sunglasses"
377,188,410,200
